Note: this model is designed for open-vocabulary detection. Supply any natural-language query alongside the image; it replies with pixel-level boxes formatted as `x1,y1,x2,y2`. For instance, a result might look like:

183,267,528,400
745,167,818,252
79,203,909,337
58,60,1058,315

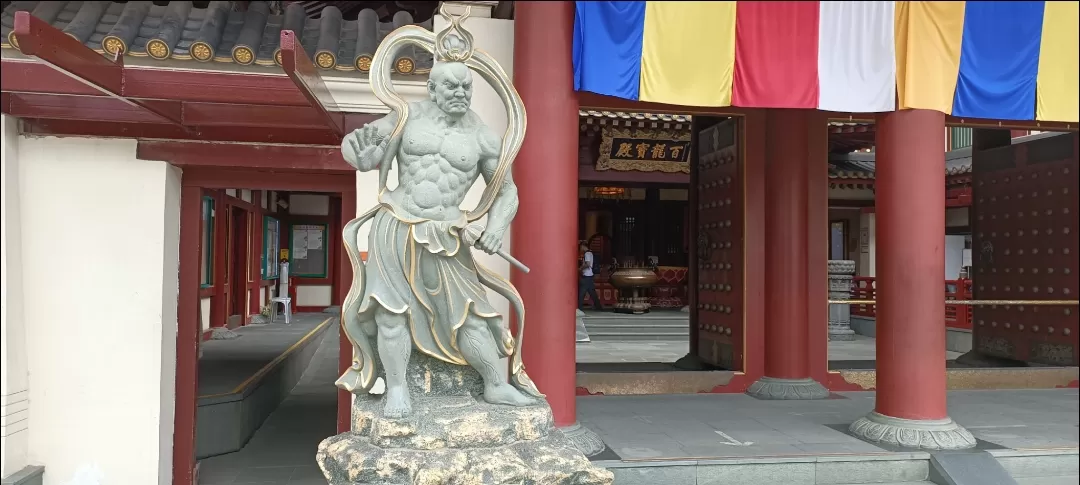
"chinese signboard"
596,126,691,173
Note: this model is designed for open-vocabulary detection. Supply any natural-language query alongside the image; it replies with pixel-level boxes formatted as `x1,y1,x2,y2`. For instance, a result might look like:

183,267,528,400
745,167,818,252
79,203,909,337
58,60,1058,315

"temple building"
1,2,1077,485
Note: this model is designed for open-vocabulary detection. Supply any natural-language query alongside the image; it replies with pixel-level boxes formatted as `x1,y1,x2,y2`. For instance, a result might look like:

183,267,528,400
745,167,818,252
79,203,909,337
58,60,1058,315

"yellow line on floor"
197,316,335,399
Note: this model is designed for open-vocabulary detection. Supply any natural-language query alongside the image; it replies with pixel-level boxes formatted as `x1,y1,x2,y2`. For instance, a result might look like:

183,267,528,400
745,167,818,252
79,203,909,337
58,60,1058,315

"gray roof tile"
1,0,433,74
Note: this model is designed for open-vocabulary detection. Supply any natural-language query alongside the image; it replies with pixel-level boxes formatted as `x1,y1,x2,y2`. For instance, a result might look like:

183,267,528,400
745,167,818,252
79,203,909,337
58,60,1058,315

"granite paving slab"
198,314,329,396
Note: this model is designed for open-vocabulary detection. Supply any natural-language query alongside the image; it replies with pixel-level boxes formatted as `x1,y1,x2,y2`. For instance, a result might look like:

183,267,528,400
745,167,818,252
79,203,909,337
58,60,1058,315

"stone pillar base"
849,412,976,450
561,422,607,457
828,327,856,341
746,377,830,400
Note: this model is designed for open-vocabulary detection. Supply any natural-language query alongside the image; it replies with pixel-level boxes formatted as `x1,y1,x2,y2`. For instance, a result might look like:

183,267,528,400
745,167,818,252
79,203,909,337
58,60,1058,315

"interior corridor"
197,323,340,485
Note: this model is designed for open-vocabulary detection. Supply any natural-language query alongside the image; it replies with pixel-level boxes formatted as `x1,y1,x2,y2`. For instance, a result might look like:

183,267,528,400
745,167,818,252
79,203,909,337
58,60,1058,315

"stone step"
581,314,688,323
836,482,932,485
600,449,1079,485
582,322,689,332
582,321,690,330
1016,476,1080,485
585,331,689,342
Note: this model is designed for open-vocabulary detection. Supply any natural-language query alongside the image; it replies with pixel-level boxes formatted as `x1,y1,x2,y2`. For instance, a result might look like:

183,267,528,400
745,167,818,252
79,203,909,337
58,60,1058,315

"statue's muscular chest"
400,120,479,172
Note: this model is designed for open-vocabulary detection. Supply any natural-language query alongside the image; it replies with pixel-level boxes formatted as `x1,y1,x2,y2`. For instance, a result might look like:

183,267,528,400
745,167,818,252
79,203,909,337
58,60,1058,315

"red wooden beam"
578,91,1078,132
21,118,346,146
279,30,345,137
137,140,354,172
180,167,355,192
1,59,103,96
7,92,378,131
578,164,689,184
11,12,187,128
7,93,165,124
1,59,311,106
183,103,346,130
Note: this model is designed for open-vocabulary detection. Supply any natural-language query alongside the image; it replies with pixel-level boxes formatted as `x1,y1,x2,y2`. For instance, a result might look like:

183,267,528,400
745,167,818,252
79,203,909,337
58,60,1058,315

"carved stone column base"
828,326,856,341
849,412,977,450
746,377,830,400
561,422,607,457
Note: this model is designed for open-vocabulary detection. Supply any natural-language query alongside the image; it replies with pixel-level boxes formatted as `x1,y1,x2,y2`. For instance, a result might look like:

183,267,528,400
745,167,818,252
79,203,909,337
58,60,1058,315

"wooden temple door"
693,118,745,370
970,132,1078,366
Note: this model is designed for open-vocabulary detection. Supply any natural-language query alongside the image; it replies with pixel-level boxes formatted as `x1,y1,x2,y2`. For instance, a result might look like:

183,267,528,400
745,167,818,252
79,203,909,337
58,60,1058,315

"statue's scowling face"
428,62,473,116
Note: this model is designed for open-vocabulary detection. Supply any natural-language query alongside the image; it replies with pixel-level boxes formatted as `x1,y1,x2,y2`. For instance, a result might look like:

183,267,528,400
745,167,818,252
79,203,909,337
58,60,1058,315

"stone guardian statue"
318,6,613,484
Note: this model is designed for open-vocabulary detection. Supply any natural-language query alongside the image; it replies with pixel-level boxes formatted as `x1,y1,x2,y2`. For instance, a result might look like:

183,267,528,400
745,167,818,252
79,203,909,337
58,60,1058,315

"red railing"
850,277,973,330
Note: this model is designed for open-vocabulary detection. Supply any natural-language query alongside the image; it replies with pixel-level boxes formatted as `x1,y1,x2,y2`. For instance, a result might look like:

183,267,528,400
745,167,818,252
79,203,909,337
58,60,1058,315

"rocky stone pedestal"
316,351,613,485
828,260,857,341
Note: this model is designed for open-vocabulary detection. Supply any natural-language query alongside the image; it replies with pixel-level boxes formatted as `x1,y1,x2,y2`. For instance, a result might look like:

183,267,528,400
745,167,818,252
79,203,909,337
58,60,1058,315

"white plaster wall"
858,212,876,277
1,114,30,478
297,285,333,308
352,16,515,317
200,297,212,331
945,235,966,280
156,164,181,485
17,136,179,485
945,206,969,227
289,194,330,216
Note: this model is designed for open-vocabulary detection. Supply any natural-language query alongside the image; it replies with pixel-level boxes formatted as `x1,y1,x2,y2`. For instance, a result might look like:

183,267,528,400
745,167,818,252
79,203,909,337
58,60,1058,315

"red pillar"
512,0,578,428
174,185,202,485
849,109,974,450
747,109,828,399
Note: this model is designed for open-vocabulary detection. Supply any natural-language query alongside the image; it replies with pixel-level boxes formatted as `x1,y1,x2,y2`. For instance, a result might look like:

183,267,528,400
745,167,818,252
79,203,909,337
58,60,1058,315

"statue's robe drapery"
359,193,502,365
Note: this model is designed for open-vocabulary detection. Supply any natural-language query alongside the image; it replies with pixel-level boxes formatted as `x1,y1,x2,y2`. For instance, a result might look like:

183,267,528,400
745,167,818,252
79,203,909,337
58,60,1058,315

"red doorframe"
151,140,356,485
175,186,202,485
228,206,250,326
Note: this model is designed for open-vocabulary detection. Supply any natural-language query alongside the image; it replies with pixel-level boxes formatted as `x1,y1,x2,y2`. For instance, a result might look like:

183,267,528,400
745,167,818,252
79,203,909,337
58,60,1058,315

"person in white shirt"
578,241,604,311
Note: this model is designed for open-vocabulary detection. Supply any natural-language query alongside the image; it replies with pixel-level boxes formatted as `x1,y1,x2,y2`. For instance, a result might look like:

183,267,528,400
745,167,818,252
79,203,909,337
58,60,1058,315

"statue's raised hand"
342,121,391,172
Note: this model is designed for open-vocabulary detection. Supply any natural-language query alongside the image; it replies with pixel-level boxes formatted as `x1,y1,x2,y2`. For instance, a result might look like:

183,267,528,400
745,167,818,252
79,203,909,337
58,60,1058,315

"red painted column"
174,185,202,485
249,190,264,319
512,0,578,427
805,113,831,383
747,109,828,399
337,189,356,433
874,109,948,419
849,109,974,450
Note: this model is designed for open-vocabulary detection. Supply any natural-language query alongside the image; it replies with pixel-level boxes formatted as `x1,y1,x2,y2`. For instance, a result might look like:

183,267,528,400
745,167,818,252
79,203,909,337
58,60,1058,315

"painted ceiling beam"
11,11,187,129
279,29,345,137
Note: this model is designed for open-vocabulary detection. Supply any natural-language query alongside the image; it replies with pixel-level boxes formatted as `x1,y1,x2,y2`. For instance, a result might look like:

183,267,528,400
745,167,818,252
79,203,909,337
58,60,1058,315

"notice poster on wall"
307,229,323,250
290,224,328,277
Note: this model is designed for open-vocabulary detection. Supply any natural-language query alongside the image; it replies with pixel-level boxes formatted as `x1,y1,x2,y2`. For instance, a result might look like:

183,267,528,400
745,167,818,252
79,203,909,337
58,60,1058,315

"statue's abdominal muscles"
394,119,481,221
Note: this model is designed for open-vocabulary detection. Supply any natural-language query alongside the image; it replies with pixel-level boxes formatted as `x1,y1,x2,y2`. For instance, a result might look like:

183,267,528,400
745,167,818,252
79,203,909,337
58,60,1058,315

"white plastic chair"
270,262,291,324
270,296,291,324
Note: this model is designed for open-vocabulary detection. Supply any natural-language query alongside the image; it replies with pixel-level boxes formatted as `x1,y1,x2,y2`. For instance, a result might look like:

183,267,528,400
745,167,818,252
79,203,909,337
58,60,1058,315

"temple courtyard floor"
575,335,964,365
196,321,1077,485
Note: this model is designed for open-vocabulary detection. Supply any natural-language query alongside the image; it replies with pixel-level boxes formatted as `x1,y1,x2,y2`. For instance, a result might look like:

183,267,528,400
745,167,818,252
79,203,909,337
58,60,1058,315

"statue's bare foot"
483,383,538,407
382,386,412,418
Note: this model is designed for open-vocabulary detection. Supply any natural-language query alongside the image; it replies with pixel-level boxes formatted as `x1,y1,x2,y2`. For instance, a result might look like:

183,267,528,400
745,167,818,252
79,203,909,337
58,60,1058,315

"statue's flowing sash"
336,9,541,398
